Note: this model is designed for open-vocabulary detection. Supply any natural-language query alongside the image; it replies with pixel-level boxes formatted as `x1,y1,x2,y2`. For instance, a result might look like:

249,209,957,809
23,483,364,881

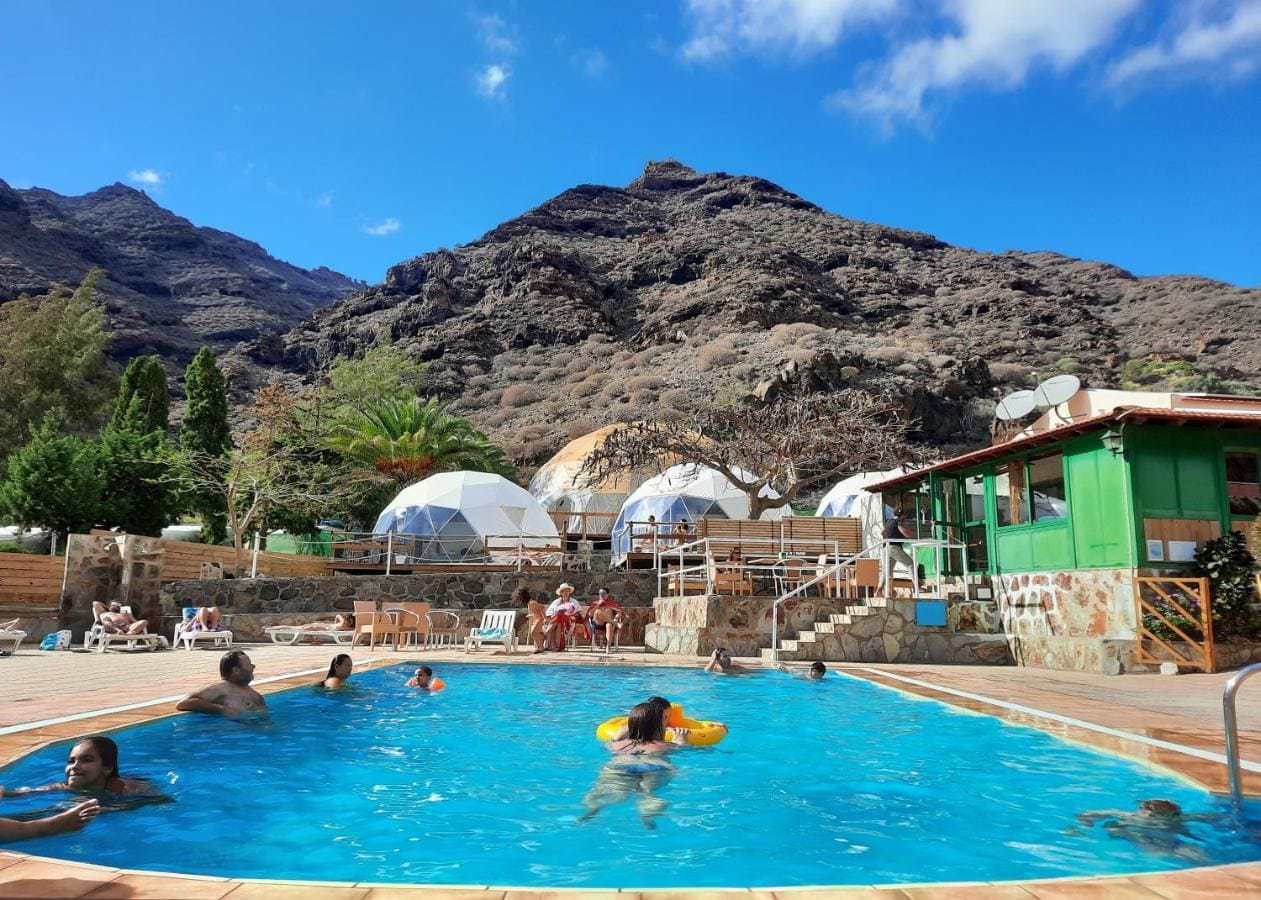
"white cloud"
127,168,165,188
571,48,609,77
362,218,401,236
681,0,902,61
472,13,520,55
317,191,334,208
476,64,511,100
1105,0,1261,89
835,0,1142,128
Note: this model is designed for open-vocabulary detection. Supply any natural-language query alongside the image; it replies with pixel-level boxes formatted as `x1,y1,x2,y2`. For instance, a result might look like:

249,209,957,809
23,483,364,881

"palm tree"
327,396,516,485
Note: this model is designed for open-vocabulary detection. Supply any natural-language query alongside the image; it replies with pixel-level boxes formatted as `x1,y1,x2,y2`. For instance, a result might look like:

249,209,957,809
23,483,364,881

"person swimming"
1076,799,1218,860
405,666,446,691
320,654,353,689
5,736,170,813
582,701,687,829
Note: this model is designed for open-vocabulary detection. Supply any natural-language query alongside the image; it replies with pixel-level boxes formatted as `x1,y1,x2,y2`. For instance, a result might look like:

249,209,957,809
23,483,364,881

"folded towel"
476,627,508,640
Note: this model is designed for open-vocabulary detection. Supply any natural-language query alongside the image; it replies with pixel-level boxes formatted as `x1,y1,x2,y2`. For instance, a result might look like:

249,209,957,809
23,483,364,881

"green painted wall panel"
995,529,1032,571
1066,438,1133,568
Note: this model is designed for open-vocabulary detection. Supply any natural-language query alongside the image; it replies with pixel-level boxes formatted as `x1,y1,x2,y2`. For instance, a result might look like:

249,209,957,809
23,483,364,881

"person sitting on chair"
93,601,150,635
588,588,626,653
725,546,743,564
544,583,581,651
186,606,227,632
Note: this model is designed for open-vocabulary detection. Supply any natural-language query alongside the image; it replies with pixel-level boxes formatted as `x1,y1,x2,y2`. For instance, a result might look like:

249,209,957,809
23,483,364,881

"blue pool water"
2,663,1259,887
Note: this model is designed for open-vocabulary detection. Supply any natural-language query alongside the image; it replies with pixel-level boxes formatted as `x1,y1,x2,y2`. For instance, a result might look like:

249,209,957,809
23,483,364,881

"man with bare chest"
177,650,267,716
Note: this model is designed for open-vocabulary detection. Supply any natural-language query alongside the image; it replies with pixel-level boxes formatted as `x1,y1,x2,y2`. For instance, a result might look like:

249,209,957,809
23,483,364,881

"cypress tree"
180,348,231,544
111,355,170,435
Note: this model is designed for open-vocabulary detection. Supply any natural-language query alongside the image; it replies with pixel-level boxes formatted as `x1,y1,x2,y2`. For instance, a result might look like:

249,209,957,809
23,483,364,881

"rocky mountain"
255,160,1259,464
0,179,361,367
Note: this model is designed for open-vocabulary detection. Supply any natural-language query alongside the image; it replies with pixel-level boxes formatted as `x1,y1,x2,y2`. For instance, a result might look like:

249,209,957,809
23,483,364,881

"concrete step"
814,622,835,634
760,647,809,662
831,614,853,625
845,605,873,616
796,631,817,643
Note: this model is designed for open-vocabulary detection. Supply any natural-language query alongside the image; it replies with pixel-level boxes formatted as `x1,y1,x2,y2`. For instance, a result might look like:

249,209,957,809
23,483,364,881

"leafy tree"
110,355,170,435
175,385,360,573
96,358,176,536
1195,531,1260,639
0,413,103,539
180,348,232,543
328,395,516,488
324,344,427,418
580,391,917,520
97,426,176,537
0,269,116,457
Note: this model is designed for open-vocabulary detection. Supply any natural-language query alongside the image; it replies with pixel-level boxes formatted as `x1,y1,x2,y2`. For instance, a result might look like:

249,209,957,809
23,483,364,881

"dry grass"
500,383,542,408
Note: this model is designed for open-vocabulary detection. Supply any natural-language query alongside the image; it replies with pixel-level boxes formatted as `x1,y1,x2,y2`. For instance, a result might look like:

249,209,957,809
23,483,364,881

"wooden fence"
698,517,863,561
1133,575,1215,673
0,552,65,610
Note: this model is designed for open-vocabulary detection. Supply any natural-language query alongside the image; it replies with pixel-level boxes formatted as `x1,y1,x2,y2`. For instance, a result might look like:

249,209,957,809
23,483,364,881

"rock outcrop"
0,179,361,367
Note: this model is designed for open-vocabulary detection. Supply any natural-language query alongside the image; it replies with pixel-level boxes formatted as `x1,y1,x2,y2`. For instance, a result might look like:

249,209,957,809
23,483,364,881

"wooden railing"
1133,575,1216,674
0,552,65,610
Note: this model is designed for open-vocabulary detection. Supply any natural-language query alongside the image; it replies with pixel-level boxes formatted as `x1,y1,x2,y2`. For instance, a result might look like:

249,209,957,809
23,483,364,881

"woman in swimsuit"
320,654,353,689
581,701,688,829
7,736,169,812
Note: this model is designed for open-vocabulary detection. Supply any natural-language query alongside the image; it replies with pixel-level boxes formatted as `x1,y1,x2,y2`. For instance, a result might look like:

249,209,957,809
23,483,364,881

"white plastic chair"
464,609,518,654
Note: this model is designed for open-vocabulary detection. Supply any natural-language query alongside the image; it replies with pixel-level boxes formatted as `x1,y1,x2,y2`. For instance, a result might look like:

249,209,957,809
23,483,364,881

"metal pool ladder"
1223,661,1261,808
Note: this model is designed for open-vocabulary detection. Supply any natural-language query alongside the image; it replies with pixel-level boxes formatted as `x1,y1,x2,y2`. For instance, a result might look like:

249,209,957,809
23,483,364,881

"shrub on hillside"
500,384,541,408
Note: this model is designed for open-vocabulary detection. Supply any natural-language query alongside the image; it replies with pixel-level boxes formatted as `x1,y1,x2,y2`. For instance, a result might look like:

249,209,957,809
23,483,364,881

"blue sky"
2,0,1259,286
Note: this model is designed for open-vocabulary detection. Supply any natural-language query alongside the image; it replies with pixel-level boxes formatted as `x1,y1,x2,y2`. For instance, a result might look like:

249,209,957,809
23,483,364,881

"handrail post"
385,532,393,576
1223,662,1261,809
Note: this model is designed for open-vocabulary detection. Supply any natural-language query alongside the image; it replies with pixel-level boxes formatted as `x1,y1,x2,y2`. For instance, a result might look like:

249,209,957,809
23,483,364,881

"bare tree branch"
578,391,921,519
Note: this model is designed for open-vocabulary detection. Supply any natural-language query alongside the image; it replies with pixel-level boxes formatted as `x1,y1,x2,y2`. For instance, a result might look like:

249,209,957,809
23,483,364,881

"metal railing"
327,531,564,573
1223,661,1261,808
771,545,883,663
653,536,849,598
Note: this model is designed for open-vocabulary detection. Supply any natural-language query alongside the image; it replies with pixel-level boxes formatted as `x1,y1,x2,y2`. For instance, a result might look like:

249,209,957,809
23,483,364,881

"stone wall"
160,571,661,643
61,534,124,638
645,594,1009,665
994,568,1137,642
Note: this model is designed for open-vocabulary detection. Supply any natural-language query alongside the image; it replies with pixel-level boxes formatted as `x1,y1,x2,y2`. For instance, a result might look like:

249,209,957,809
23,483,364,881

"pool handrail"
1223,661,1261,808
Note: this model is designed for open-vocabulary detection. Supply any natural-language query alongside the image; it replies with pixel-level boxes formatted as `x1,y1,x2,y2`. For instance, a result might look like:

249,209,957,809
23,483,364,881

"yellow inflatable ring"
595,704,728,746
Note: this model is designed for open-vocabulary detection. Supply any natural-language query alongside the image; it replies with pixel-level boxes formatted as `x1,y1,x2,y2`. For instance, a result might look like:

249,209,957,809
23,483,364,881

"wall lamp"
1101,427,1124,456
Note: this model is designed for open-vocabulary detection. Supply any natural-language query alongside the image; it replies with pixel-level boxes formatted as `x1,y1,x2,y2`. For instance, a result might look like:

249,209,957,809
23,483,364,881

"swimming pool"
1,662,1258,888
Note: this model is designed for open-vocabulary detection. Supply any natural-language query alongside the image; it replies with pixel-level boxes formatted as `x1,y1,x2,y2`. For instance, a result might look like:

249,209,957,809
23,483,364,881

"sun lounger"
0,627,26,654
265,624,356,645
174,616,234,651
85,605,168,653
464,609,518,654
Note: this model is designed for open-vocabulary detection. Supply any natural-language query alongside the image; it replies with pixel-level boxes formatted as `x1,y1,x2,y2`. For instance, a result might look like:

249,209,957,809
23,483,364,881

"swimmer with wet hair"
406,666,446,691
1076,799,1220,860
703,647,748,675
582,701,687,829
320,654,353,689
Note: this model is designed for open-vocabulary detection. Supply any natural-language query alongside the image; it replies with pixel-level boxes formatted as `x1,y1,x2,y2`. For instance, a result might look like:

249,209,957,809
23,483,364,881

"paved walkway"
2,645,1261,898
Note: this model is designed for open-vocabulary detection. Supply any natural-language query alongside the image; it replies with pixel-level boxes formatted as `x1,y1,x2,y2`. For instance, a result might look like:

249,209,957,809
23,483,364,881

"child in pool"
406,666,446,691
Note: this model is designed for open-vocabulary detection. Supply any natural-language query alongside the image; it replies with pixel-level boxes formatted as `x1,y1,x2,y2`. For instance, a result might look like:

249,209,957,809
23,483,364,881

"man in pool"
176,649,267,716
703,647,748,675
1076,799,1217,860
807,662,827,680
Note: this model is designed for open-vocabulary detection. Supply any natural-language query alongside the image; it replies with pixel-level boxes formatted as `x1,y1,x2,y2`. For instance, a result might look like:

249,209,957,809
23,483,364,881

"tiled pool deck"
2,644,1261,898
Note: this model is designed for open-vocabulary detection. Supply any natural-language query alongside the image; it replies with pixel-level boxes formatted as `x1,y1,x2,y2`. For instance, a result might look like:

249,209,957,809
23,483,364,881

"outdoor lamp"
1101,427,1124,455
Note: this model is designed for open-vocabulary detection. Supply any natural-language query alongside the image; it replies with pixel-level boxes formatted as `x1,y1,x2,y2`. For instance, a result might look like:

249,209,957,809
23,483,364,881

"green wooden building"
870,404,1261,673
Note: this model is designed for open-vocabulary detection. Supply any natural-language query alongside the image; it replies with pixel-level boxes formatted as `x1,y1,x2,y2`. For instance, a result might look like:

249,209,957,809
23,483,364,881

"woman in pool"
8,736,168,811
582,701,688,829
320,654,353,689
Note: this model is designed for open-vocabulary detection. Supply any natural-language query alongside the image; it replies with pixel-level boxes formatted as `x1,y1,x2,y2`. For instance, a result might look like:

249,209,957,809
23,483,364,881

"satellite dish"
995,390,1037,421
1033,375,1081,411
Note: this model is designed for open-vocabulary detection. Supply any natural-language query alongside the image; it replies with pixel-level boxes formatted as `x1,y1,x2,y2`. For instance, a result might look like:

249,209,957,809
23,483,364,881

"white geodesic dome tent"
612,464,789,556
814,468,909,553
527,425,653,531
373,471,559,561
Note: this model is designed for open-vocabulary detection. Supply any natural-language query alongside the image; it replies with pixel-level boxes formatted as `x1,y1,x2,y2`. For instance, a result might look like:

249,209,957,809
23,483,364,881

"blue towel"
477,627,508,640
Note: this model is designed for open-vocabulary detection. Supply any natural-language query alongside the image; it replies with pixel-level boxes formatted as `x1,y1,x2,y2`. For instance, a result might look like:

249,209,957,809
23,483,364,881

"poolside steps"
760,593,1010,665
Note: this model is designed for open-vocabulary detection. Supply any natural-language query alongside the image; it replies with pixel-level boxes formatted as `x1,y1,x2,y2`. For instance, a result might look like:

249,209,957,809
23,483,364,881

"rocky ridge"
266,160,1261,465
0,178,361,367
